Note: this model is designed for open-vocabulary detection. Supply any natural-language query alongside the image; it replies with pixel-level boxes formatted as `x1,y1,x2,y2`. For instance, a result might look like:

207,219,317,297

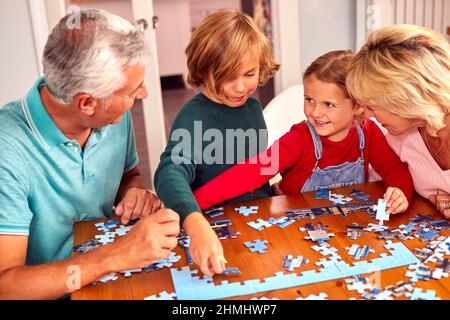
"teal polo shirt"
0,77,138,265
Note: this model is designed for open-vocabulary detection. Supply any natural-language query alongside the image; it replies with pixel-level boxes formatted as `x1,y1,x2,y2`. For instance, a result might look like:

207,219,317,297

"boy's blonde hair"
186,9,279,95
346,24,450,136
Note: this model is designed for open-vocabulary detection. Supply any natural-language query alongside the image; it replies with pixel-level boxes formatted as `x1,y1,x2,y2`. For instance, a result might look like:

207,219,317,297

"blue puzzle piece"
315,188,330,200
373,199,389,225
350,189,370,201
244,239,268,254
234,206,258,216
420,230,439,242
247,219,272,231
329,193,353,205
144,291,176,300
406,288,440,300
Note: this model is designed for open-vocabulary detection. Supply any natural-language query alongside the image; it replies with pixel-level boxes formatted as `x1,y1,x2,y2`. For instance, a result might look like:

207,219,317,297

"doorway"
154,0,277,140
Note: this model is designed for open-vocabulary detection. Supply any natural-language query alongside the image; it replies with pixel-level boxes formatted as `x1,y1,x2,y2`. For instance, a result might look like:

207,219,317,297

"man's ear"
74,93,97,116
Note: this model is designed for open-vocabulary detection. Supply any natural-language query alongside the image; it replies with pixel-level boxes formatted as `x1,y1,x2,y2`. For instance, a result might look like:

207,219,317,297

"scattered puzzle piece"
247,218,272,231
144,291,177,300
349,189,370,201
405,288,440,300
282,255,309,271
345,244,375,260
219,267,242,275
364,223,389,233
329,193,353,205
244,239,268,254
235,206,258,216
205,207,224,219
73,239,102,253
296,293,328,300
315,188,330,200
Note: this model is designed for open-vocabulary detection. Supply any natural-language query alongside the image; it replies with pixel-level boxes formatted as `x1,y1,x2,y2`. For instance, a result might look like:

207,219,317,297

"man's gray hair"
43,9,150,104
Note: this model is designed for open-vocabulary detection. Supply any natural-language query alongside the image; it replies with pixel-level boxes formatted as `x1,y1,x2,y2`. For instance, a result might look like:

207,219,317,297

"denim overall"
301,121,365,192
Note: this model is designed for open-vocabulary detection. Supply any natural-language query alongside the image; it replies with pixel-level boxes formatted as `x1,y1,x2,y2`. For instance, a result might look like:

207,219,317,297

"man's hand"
108,208,180,271
384,187,409,214
183,212,226,277
430,190,450,219
115,188,162,224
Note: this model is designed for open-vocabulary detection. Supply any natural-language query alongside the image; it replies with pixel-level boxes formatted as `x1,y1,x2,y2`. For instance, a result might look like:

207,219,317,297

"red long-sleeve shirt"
194,119,413,209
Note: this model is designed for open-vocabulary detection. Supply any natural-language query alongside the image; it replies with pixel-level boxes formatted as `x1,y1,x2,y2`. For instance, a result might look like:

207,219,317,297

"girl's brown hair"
186,9,280,95
304,50,355,98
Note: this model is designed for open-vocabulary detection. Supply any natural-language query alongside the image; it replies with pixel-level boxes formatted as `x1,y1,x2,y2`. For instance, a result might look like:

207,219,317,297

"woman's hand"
430,190,450,219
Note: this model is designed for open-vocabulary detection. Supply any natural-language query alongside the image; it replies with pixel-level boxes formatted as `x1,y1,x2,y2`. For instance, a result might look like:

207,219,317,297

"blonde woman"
347,24,450,219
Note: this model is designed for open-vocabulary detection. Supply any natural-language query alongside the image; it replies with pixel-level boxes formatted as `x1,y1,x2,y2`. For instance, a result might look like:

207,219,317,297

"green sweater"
154,93,272,224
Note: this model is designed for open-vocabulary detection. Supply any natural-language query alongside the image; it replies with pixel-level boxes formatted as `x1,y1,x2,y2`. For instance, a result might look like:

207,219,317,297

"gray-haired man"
0,9,179,299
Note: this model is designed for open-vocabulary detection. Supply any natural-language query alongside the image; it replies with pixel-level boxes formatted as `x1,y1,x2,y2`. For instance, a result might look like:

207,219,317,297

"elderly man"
0,9,179,299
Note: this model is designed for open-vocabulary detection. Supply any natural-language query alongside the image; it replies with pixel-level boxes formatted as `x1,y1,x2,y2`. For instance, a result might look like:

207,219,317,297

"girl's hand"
384,187,408,214
183,212,227,277
430,190,450,219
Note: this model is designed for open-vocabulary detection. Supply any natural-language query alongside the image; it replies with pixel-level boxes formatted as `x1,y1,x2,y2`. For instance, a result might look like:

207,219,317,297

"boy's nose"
233,78,245,93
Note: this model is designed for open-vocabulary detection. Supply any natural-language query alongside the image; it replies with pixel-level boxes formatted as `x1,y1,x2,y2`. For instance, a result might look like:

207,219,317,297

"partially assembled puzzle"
75,188,449,300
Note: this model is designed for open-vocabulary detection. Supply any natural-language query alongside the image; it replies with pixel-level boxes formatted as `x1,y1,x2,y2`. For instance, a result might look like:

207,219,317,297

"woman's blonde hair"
186,9,280,95
346,24,450,136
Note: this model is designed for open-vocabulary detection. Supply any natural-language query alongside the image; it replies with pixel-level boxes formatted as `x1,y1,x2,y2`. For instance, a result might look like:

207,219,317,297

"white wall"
272,0,302,94
299,0,357,75
0,0,40,106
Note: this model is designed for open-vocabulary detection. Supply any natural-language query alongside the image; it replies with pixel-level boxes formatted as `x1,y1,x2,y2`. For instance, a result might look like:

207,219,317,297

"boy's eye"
245,73,256,77
304,97,314,103
325,102,336,108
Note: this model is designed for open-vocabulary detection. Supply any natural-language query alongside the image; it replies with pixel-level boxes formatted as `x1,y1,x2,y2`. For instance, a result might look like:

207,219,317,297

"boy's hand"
384,187,408,214
271,182,284,195
115,188,162,225
430,190,450,219
183,212,227,277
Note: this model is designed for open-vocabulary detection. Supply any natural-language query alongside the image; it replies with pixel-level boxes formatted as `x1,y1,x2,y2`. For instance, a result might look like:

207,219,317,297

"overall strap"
356,123,365,151
305,120,323,161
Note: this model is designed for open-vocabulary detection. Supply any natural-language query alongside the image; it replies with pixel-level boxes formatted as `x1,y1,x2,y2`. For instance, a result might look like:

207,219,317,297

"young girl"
194,50,413,215
154,9,279,277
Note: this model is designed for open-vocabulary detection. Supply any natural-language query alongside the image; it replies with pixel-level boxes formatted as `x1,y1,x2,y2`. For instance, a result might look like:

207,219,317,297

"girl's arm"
194,126,304,209
365,120,414,202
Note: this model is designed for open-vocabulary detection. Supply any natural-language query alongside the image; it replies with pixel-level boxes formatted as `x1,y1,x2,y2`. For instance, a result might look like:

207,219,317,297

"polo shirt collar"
23,77,69,149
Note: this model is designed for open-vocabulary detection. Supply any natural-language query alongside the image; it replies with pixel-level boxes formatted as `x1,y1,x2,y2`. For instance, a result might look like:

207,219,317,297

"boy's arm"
366,121,414,202
155,154,226,277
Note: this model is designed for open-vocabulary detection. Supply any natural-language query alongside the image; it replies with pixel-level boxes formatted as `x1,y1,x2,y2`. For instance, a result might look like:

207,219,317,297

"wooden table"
72,182,450,300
